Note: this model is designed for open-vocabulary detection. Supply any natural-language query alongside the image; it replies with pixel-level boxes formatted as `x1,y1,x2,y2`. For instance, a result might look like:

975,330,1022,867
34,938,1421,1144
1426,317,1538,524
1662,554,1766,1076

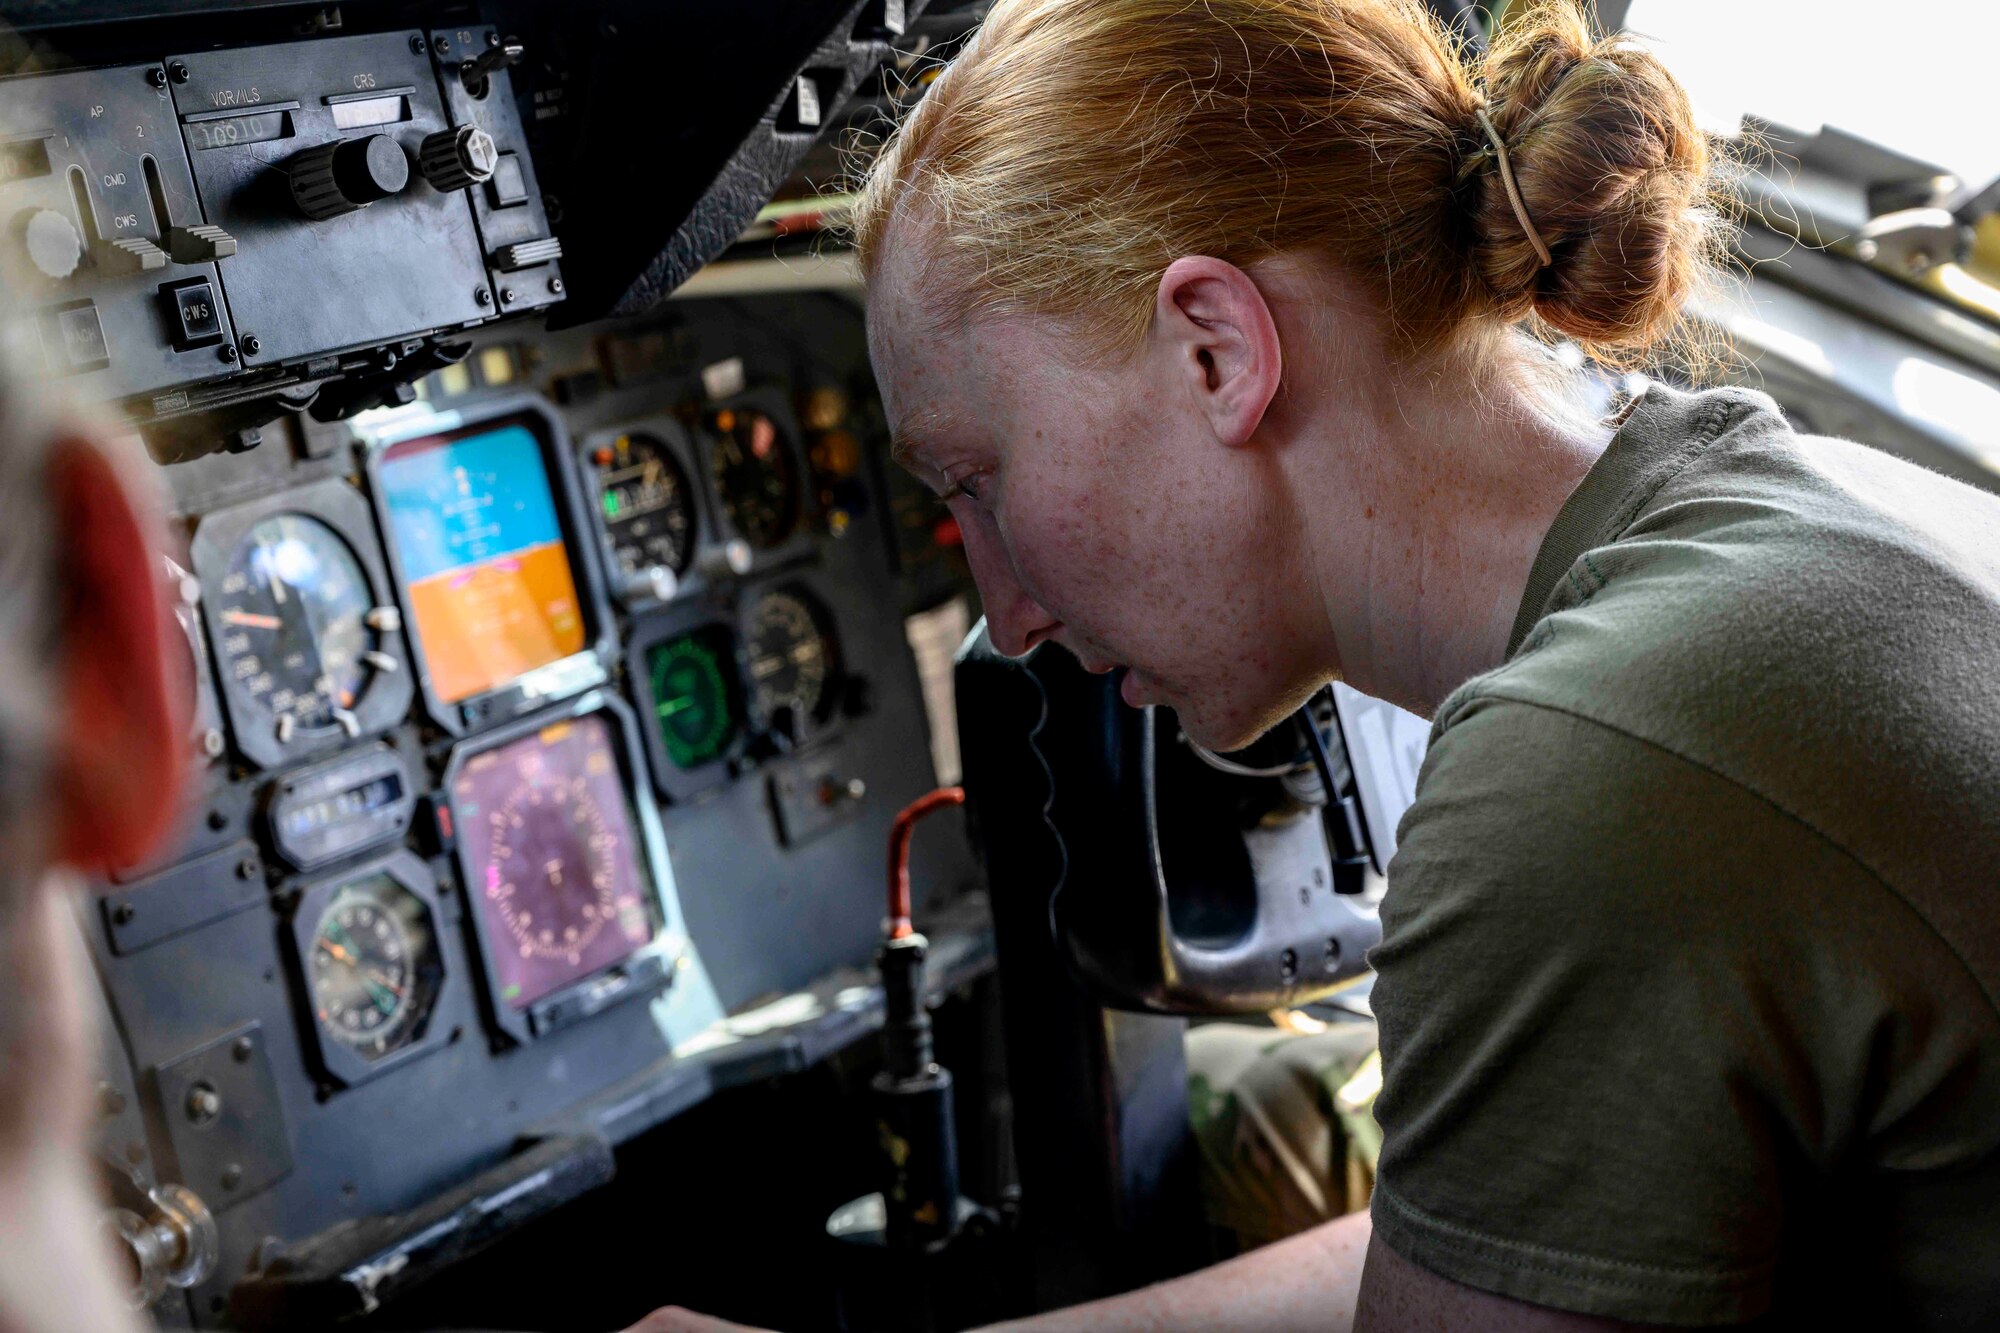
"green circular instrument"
648,631,741,769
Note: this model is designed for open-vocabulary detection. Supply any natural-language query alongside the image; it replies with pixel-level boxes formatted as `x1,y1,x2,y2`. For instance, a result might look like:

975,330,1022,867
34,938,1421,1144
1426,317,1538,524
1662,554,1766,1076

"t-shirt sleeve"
1368,694,1892,1326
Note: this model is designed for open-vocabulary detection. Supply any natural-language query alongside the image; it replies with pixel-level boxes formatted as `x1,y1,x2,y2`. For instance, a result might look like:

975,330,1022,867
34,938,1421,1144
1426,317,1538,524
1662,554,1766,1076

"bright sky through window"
1623,2,1999,185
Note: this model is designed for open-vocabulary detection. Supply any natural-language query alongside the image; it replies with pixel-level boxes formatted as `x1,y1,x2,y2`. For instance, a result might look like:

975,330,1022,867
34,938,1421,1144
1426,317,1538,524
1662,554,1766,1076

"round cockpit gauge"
191,480,413,772
306,873,441,1061
647,627,742,770
743,587,839,737
589,431,696,594
708,407,800,550
212,514,382,739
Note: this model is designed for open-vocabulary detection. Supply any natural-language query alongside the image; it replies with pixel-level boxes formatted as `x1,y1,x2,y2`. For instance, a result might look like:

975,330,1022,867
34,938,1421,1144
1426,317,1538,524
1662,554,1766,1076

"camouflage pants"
1185,1019,1382,1252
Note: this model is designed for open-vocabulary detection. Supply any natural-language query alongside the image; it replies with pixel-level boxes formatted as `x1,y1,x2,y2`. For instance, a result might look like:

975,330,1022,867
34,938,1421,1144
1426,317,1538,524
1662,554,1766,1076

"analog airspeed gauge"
190,480,413,771
215,514,375,734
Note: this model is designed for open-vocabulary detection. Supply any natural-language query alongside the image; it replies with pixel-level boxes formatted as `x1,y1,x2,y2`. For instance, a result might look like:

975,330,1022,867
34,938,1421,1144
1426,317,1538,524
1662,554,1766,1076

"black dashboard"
0,3,989,1327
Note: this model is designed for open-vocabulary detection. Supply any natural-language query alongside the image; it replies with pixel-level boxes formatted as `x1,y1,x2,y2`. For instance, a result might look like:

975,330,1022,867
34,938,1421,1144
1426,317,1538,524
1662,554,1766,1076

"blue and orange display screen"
379,421,586,704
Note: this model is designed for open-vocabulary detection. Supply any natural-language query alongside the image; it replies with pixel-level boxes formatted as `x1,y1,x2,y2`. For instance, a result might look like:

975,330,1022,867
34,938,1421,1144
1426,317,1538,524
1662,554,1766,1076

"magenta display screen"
451,713,656,1009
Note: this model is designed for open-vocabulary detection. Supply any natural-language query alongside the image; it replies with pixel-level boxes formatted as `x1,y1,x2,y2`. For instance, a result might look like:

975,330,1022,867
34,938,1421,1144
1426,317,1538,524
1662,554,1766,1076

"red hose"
887,787,965,939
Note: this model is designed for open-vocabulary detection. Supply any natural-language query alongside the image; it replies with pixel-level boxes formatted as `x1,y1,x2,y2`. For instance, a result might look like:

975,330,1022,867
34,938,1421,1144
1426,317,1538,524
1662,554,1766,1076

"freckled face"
867,248,1320,751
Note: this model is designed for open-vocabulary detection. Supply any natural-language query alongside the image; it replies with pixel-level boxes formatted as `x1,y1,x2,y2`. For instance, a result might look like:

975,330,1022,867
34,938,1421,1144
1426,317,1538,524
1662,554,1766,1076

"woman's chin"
1165,682,1315,755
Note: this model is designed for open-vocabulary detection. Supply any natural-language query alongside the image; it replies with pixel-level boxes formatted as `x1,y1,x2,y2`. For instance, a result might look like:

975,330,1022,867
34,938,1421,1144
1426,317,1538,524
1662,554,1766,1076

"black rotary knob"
288,134,411,220
418,125,498,192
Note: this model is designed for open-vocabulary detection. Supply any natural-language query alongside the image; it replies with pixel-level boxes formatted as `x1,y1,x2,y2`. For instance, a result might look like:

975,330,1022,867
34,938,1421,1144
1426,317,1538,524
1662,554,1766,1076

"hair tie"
1474,107,1552,270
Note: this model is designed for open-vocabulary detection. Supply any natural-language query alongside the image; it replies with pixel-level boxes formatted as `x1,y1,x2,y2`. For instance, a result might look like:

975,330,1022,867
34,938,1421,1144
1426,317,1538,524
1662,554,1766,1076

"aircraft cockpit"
0,1,1995,1329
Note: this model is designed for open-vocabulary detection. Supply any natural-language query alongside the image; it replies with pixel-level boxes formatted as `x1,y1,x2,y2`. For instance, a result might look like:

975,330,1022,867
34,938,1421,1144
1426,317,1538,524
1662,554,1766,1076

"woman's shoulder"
1431,414,2000,967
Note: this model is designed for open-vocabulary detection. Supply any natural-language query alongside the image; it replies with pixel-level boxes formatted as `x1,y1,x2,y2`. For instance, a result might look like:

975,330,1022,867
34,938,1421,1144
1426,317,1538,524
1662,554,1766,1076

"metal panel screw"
147,67,169,89
435,35,452,54
486,31,501,47
218,343,238,363
474,286,491,306
185,1082,221,1126
240,334,261,356
220,1164,242,1192
409,35,427,54
232,1036,254,1063
111,902,135,925
168,61,191,84
499,287,515,305
548,277,563,295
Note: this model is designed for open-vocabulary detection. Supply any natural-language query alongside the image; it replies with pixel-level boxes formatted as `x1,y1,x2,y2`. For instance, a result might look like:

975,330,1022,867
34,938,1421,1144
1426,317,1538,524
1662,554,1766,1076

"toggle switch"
98,236,168,275
166,223,237,263
493,236,563,271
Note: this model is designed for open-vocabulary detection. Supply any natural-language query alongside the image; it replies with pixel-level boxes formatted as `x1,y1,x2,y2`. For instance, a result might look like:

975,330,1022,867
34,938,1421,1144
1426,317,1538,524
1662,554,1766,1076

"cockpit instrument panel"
286,850,448,1088
370,400,609,734
0,0,991,1316
189,480,412,771
444,695,673,1042
583,424,701,606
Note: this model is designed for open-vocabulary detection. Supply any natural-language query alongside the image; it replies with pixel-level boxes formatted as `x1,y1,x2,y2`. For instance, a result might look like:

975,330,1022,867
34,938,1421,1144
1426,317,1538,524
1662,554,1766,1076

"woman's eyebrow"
889,406,962,472
889,427,929,471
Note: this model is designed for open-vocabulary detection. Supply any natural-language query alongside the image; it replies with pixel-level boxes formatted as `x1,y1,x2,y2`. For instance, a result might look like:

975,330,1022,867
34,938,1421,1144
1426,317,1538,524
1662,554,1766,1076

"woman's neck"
1297,347,1610,717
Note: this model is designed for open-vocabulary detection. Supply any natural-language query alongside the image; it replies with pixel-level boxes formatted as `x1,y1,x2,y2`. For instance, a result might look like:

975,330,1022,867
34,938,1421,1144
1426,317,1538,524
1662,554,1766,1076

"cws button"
161,277,223,351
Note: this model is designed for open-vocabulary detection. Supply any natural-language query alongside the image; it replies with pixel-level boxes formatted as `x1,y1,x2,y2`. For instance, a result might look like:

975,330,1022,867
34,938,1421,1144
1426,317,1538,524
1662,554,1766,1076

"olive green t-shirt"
1369,383,2000,1328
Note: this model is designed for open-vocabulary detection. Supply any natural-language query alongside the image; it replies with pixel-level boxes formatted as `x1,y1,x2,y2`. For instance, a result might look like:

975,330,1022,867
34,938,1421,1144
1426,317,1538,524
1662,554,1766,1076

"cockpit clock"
285,851,450,1089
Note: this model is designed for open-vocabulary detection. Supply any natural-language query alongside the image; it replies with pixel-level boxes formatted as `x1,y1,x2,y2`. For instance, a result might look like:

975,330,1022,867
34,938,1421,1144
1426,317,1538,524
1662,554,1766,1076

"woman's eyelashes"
941,465,992,504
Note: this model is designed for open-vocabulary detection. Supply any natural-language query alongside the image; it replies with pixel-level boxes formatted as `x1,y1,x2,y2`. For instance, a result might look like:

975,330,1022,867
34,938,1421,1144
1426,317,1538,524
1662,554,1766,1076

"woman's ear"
1153,255,1284,449
47,433,185,874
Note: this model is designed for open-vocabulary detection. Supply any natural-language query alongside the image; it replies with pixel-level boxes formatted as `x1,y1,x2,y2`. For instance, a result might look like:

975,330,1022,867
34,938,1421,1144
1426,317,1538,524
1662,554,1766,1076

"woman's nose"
984,583,1060,657
959,519,1059,657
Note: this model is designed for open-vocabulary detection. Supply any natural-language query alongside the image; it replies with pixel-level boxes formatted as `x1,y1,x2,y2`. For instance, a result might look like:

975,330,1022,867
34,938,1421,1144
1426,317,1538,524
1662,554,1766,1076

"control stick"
825,785,1008,1332
875,786,966,1246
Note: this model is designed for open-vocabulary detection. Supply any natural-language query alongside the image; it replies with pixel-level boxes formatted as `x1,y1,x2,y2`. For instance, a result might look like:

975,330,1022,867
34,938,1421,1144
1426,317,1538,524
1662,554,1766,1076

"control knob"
18,207,82,280
103,1183,217,1310
418,125,498,192
287,134,410,221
